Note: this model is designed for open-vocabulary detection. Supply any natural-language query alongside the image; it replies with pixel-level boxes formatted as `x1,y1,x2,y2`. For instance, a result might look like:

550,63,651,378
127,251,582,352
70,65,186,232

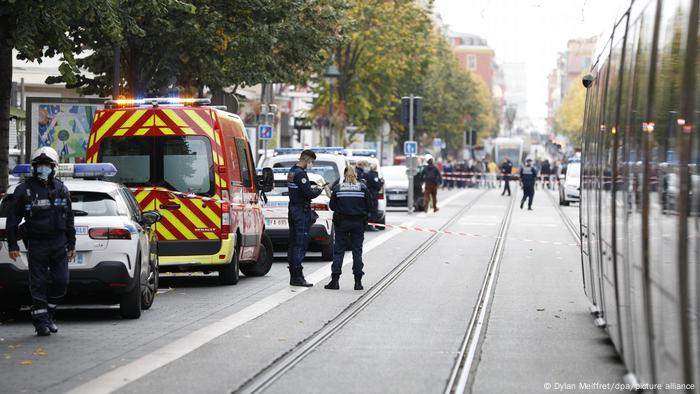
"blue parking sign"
259,125,273,140
404,140,417,155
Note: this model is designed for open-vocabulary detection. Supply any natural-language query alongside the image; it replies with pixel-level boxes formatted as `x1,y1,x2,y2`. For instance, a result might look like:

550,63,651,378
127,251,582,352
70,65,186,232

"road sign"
432,138,442,148
259,124,273,140
404,140,417,155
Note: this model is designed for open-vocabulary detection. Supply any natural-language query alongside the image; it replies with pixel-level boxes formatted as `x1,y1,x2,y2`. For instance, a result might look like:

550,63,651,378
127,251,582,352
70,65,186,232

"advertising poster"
27,98,105,163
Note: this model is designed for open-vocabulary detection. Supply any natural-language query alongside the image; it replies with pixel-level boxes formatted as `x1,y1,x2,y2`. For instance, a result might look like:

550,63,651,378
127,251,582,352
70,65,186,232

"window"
270,160,340,185
468,55,477,70
163,137,213,194
101,137,151,184
118,188,142,220
70,192,119,217
235,139,253,187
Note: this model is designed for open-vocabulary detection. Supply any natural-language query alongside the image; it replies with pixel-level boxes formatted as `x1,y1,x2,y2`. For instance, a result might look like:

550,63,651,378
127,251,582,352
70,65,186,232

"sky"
434,0,630,131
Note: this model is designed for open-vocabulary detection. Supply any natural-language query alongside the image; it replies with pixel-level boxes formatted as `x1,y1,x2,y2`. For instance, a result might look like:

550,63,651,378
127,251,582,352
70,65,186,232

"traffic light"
400,96,423,127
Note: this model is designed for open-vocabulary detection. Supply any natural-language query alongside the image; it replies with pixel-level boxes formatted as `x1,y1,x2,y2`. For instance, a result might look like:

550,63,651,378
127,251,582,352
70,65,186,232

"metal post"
408,94,415,214
328,81,334,147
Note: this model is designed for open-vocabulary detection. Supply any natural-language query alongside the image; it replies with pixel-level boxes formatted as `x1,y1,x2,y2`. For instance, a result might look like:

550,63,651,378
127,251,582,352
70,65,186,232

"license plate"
71,252,85,266
76,226,88,235
387,195,406,200
266,218,288,227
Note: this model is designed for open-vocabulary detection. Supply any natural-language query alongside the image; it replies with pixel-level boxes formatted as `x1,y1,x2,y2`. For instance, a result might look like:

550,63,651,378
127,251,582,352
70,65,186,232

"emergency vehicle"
85,98,274,285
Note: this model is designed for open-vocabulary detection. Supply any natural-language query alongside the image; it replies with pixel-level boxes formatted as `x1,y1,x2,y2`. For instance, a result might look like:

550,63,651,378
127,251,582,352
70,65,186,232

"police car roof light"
273,147,345,156
11,163,118,179
345,149,376,157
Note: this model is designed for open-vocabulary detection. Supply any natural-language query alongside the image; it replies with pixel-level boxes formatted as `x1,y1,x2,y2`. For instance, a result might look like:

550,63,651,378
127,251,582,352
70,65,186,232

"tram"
492,137,524,165
580,0,699,388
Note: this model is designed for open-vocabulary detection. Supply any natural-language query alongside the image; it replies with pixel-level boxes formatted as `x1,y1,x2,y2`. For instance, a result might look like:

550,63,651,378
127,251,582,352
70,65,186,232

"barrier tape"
366,222,579,247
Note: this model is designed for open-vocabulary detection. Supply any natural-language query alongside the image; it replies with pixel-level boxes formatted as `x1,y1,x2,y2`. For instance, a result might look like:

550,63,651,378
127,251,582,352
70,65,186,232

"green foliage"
554,79,586,146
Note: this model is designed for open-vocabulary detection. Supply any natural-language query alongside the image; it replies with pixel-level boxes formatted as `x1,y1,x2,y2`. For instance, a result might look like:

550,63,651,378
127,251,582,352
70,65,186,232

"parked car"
0,163,161,319
559,160,581,206
379,165,409,208
345,156,386,226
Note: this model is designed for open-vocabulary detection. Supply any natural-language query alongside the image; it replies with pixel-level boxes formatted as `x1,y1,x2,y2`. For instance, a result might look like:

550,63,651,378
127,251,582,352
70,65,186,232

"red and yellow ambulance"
86,98,274,285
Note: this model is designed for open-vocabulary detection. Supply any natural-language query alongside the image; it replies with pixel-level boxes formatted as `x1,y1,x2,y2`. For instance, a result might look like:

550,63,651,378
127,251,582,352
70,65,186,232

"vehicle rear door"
233,138,262,260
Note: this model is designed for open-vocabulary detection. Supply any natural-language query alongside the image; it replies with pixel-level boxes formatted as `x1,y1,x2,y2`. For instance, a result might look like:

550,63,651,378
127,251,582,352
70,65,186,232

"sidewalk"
472,190,627,393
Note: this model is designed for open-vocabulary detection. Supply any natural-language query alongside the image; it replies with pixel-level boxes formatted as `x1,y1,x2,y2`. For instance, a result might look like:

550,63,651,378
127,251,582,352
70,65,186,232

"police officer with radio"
6,147,75,336
287,149,323,287
325,165,372,291
519,158,538,210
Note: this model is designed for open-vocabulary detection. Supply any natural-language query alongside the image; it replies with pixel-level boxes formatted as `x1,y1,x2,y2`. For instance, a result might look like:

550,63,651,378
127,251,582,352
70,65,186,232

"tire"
219,240,240,285
321,227,335,261
141,252,158,310
376,215,386,231
240,233,273,277
120,257,142,319
562,200,570,206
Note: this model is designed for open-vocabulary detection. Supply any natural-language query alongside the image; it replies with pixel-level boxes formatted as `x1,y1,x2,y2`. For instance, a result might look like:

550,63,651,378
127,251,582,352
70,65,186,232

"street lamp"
324,62,340,146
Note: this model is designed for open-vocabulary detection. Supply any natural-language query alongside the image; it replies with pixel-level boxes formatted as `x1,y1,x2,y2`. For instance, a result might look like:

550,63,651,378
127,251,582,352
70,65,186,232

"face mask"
36,165,52,180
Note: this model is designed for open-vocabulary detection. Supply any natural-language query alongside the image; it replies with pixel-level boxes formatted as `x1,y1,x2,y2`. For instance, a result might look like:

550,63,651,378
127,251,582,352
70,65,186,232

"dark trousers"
27,236,69,326
502,176,511,196
288,206,313,271
521,185,535,208
424,183,438,211
331,217,365,276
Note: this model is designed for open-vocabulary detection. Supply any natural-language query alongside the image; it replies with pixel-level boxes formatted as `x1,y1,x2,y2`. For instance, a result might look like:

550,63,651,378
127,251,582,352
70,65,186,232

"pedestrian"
364,162,383,232
500,157,513,196
355,160,367,183
325,166,372,291
487,159,498,189
6,147,75,336
287,149,324,287
520,158,538,210
443,160,454,189
422,158,442,212
541,159,552,189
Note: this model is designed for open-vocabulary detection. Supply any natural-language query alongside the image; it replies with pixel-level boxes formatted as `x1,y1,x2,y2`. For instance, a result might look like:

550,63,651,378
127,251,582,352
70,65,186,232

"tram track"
232,189,492,394
443,192,516,394
545,189,581,246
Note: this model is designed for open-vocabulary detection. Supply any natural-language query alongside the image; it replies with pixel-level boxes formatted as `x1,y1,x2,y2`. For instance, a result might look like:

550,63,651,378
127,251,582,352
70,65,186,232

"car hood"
384,179,409,189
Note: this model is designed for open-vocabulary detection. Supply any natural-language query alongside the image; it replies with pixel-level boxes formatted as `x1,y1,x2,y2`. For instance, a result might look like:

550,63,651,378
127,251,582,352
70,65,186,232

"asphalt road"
0,187,623,394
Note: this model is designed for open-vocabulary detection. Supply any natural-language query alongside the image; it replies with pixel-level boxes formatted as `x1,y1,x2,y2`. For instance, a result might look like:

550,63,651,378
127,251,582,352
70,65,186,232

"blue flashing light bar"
345,149,376,157
11,163,118,179
273,147,346,156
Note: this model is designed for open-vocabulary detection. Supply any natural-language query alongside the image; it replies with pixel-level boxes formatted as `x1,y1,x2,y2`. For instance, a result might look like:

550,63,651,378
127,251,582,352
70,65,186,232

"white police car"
258,147,349,188
0,163,161,319
261,168,334,261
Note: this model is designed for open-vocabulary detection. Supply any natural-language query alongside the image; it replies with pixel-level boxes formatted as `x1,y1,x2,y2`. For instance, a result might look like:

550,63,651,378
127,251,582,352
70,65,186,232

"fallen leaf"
554,315,561,319
19,360,32,366
32,349,48,357
536,308,545,312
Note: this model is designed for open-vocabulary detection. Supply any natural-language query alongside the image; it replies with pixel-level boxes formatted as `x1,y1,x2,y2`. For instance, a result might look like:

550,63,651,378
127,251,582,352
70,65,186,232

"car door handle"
160,204,180,210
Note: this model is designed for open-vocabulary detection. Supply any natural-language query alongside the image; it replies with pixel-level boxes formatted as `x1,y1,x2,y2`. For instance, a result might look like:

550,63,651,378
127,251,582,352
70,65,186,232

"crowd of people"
437,157,562,191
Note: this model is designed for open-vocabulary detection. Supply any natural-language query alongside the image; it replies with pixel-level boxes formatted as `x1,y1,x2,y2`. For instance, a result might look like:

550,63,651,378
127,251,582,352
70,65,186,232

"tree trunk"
0,16,14,193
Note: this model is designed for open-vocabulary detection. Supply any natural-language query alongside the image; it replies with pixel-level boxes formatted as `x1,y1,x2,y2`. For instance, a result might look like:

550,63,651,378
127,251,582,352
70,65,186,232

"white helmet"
424,153,434,162
31,147,59,165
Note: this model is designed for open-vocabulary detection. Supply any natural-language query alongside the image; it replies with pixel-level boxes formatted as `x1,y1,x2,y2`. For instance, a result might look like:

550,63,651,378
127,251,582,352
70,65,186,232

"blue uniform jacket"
330,182,371,219
287,164,322,207
519,165,538,187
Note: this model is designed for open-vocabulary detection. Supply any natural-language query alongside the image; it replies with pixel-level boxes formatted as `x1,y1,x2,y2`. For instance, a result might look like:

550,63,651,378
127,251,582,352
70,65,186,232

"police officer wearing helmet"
325,165,371,291
287,149,324,287
519,158,538,210
6,147,76,336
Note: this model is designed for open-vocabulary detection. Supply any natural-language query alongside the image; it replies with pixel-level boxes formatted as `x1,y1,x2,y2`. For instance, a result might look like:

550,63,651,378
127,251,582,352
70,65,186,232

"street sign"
293,117,312,130
404,140,417,155
432,138,442,148
259,124,273,140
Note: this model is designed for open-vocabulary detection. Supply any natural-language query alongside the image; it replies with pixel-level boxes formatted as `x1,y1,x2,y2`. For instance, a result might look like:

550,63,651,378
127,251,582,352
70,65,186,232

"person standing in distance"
287,149,323,287
422,158,442,212
364,162,383,231
500,157,513,196
6,147,75,336
519,158,538,210
325,166,372,291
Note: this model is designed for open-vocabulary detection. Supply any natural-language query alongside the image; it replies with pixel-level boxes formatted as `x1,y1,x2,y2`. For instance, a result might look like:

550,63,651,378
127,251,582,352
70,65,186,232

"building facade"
448,31,496,93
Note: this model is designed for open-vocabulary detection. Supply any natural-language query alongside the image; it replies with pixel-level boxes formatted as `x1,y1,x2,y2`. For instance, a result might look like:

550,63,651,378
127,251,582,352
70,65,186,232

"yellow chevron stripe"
203,232,217,240
182,127,196,135
199,203,221,227
155,225,176,241
176,200,209,229
89,132,95,146
135,128,149,136
96,111,125,141
162,109,189,127
184,110,215,140
114,128,128,136
160,127,175,135
159,209,198,240
122,109,146,128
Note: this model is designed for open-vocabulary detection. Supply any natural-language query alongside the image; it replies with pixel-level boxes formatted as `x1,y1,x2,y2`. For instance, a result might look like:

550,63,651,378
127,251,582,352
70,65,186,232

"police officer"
500,157,513,196
325,166,372,291
6,147,75,336
519,158,538,210
364,162,383,231
287,149,324,287
355,160,367,183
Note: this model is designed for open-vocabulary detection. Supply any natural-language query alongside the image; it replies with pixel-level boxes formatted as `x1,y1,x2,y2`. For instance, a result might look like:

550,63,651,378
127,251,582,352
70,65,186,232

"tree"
554,79,586,146
0,0,124,192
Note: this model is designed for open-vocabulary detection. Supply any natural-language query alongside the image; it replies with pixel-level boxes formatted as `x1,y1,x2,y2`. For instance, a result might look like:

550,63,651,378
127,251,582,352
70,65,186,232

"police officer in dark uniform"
325,166,371,291
519,158,538,210
6,147,75,336
500,157,513,196
287,149,323,287
364,162,383,231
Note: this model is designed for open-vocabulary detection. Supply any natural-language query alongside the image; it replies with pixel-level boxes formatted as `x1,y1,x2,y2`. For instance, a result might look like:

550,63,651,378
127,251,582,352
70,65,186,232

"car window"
235,139,253,187
119,188,142,220
271,160,340,185
71,192,119,216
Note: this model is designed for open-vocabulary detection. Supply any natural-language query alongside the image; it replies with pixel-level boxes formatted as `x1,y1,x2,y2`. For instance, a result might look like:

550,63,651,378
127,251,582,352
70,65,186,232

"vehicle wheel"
219,240,240,285
120,257,142,319
376,215,386,231
141,252,158,310
321,228,335,261
240,233,273,277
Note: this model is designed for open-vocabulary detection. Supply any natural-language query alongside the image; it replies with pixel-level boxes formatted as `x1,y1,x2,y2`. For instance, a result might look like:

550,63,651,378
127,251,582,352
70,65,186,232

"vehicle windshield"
567,163,581,179
383,166,408,181
271,160,340,185
100,136,214,196
71,192,119,216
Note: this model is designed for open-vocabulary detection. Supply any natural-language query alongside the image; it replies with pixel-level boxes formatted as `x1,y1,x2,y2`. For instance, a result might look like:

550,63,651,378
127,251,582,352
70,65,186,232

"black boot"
324,273,340,290
290,269,313,287
31,309,51,336
47,306,58,333
35,325,51,336
354,275,364,291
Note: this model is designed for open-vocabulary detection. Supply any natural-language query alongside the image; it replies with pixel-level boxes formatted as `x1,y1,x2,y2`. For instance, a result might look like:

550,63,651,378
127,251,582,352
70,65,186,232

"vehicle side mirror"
141,210,162,227
258,167,274,193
